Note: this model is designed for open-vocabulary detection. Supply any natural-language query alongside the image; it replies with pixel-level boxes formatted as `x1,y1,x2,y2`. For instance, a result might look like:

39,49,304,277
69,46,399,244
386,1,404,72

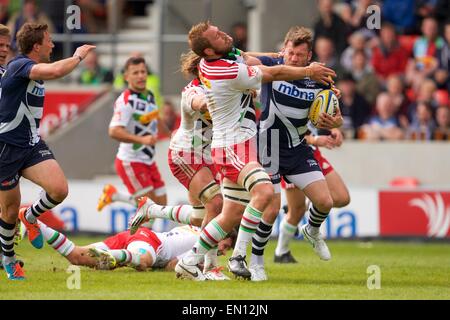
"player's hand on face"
308,62,336,86
141,135,157,146
74,44,96,60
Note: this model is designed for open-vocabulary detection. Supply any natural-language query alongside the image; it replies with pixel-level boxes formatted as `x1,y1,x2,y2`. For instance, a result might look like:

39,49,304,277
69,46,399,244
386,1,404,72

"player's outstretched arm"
258,62,336,85
29,44,96,80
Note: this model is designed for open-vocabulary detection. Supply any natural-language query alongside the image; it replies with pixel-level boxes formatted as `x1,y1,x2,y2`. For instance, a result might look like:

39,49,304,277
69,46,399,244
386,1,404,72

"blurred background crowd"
1,0,449,141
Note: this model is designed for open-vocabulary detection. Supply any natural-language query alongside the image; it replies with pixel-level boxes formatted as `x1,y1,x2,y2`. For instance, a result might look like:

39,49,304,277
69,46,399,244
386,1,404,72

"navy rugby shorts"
0,140,55,190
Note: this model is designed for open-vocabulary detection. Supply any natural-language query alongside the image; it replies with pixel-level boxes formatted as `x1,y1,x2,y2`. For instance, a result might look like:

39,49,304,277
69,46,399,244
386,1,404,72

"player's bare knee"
48,183,69,202
208,195,223,215
251,183,274,208
313,196,333,213
333,193,351,208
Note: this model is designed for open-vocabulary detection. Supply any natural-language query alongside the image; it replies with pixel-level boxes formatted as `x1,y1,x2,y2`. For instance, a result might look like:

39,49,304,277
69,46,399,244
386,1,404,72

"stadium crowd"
0,0,449,141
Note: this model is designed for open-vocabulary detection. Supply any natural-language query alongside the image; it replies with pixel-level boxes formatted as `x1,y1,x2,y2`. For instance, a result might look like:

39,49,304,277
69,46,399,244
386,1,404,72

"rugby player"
175,21,335,280
0,23,95,280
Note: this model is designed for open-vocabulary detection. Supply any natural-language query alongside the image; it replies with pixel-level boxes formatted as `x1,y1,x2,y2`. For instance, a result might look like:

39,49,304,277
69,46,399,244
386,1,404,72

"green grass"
1,237,449,300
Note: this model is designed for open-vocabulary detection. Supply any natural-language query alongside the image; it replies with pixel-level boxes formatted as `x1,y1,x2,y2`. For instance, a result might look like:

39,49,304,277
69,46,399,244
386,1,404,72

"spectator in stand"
434,0,450,33
407,102,436,140
313,0,350,55
78,50,113,85
314,36,345,80
407,79,438,122
351,49,380,106
371,22,409,81
337,72,372,139
340,31,371,72
7,0,55,53
157,99,180,140
231,22,248,52
76,0,107,33
385,75,411,122
433,105,450,140
0,3,9,25
360,92,404,140
339,0,376,38
381,0,416,34
406,17,444,90
436,20,450,93
113,52,163,109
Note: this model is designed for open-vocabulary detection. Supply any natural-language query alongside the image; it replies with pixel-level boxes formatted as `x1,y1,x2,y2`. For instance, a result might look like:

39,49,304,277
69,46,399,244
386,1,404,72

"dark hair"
124,56,146,71
16,23,48,54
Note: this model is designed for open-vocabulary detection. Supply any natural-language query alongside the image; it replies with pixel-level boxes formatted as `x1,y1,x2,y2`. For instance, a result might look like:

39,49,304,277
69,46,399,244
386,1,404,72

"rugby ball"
308,89,339,127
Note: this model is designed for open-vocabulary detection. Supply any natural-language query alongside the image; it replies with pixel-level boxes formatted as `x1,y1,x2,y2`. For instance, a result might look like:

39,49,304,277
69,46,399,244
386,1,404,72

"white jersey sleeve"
109,95,132,128
230,63,262,91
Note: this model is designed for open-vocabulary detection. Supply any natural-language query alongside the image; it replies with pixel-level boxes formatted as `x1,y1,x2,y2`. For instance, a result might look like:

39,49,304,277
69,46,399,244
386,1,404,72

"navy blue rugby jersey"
258,56,329,149
0,54,44,148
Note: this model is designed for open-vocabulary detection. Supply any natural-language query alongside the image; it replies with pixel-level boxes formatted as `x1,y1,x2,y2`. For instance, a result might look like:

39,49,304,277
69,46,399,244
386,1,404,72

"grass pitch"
1,236,449,300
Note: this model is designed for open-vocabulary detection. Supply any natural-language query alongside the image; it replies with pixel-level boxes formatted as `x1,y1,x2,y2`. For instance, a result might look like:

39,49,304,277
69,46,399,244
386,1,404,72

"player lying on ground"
34,220,234,278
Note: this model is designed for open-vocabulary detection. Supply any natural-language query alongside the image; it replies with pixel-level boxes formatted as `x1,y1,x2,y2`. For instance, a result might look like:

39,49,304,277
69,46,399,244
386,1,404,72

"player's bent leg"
300,179,333,261
249,192,281,281
0,187,24,280
21,159,68,249
325,170,351,208
274,187,305,263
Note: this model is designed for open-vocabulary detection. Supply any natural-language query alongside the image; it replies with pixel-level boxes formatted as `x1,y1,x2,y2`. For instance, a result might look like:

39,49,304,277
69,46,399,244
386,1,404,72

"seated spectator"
406,17,445,90
407,102,436,140
76,0,107,33
371,22,409,81
340,31,371,72
406,78,438,122
7,0,55,52
386,75,410,118
158,99,180,140
360,92,404,140
436,20,450,92
337,73,372,139
313,0,350,55
0,3,9,25
231,22,248,51
351,49,380,106
78,51,113,85
433,105,450,140
314,36,345,80
113,52,163,108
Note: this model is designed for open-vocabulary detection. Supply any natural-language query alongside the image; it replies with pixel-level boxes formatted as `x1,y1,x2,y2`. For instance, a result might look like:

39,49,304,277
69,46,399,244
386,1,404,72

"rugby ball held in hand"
308,89,339,127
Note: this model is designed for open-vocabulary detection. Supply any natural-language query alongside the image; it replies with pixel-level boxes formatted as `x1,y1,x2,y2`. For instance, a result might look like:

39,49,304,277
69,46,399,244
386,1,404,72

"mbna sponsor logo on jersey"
276,82,316,101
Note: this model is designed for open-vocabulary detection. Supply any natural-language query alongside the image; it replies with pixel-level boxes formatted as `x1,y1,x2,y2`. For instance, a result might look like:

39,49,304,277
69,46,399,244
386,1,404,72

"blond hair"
180,50,201,79
284,26,313,51
0,24,10,38
188,21,211,57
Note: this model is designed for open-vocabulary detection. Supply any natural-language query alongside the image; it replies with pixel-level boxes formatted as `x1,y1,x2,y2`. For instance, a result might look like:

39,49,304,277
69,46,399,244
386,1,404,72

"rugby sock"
308,205,329,231
39,222,75,256
250,219,273,266
0,218,16,265
112,191,137,206
25,191,61,224
185,218,226,265
147,204,193,225
108,249,140,267
232,205,262,258
275,218,297,256
204,248,219,272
